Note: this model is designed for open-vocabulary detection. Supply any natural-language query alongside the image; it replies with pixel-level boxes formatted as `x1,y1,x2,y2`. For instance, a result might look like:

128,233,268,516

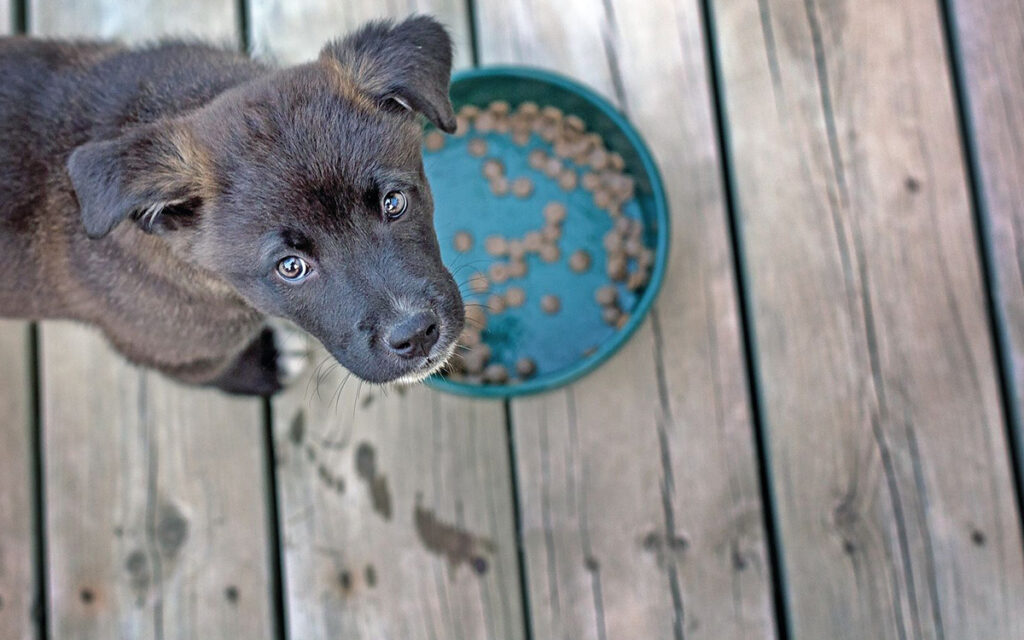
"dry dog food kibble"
569,250,592,273
505,286,526,308
422,99,656,387
467,138,488,157
541,294,561,314
453,230,473,252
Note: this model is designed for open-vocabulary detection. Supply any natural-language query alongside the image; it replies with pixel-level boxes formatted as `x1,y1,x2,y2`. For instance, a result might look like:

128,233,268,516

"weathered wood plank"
948,0,1024,489
709,0,1024,637
0,320,39,640
0,11,42,640
29,3,276,639
247,2,525,639
475,0,776,638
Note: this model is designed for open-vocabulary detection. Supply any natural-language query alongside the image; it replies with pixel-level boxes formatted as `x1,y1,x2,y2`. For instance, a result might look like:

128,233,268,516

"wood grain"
29,3,275,639
948,0,1024,486
246,1,525,638
0,321,39,640
709,0,1024,636
475,0,776,638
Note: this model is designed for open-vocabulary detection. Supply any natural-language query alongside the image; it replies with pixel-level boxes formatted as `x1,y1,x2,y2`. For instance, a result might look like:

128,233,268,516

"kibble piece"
541,224,562,243
564,114,586,133
453,230,473,252
528,149,547,169
609,151,626,171
603,230,624,253
540,294,561,314
540,243,560,263
558,169,578,191
465,304,488,330
543,202,568,225
490,176,510,196
494,117,511,134
582,171,601,191
482,158,505,180
625,237,645,258
475,111,496,132
424,130,445,152
569,250,592,273
507,240,526,261
489,100,511,116
588,148,609,170
487,293,507,314
459,104,481,118
505,286,526,308
595,284,618,306
544,157,562,178
507,259,527,279
512,177,535,198
627,269,649,291
515,357,537,379
489,262,510,284
458,326,482,347
463,344,491,374
523,231,543,252
616,312,630,329
512,129,531,146
454,115,470,137
638,248,656,268
615,216,635,236
607,254,628,281
593,189,613,209
541,105,563,122
485,235,509,256
518,101,540,117
470,272,489,293
483,363,509,384
467,138,488,157
602,305,622,326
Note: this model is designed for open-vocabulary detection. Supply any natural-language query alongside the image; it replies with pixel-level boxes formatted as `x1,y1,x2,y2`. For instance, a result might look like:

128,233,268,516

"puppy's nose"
386,311,440,359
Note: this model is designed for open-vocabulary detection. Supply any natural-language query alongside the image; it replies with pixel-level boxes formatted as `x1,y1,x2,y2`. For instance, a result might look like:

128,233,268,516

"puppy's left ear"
321,15,457,133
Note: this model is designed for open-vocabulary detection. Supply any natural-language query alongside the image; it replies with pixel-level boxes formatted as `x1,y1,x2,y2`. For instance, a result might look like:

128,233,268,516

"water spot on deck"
125,550,150,602
414,498,495,575
225,585,239,604
339,570,352,592
904,176,921,193
79,588,95,605
289,411,305,445
971,529,986,547
584,556,600,572
365,565,377,587
156,502,189,558
355,442,392,520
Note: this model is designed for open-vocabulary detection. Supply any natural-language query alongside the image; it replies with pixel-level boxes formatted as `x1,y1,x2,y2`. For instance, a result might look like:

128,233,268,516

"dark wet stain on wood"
641,530,689,568
365,565,377,587
289,411,305,445
413,499,495,575
972,529,986,547
79,588,95,605
224,585,239,604
355,442,392,520
125,549,150,603
156,501,189,558
339,570,352,592
316,463,345,494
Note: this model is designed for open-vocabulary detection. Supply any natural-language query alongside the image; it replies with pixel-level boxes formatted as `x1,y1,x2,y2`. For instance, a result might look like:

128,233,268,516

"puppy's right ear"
67,120,208,239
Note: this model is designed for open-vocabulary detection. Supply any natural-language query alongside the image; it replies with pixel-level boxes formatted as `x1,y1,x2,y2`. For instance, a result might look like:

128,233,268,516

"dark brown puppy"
0,16,464,395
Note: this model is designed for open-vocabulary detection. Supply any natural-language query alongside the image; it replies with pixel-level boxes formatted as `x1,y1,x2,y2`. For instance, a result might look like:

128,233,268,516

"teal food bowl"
424,67,669,397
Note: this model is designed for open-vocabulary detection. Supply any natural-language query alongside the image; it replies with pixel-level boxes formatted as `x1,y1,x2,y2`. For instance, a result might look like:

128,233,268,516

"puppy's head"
66,16,465,384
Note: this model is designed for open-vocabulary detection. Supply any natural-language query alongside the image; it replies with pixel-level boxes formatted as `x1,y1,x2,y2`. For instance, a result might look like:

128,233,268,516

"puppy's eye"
276,256,311,282
382,190,407,219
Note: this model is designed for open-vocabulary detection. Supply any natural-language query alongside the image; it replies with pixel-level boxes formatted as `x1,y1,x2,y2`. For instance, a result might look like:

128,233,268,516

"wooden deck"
1,0,1022,638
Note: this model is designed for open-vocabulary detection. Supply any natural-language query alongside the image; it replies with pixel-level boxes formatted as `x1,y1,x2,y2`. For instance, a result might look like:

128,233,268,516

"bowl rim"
425,65,671,398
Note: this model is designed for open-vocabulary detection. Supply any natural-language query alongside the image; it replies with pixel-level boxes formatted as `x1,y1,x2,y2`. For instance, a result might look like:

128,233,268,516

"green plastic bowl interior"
423,67,669,397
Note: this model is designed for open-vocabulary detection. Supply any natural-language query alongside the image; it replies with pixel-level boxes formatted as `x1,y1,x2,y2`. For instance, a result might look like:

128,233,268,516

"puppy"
0,16,465,395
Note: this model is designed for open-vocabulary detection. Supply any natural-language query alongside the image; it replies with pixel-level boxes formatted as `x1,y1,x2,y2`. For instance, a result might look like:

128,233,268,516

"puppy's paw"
268,319,311,387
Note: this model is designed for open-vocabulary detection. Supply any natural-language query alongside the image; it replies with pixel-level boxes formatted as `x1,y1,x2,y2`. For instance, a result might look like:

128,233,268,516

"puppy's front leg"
208,321,310,396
